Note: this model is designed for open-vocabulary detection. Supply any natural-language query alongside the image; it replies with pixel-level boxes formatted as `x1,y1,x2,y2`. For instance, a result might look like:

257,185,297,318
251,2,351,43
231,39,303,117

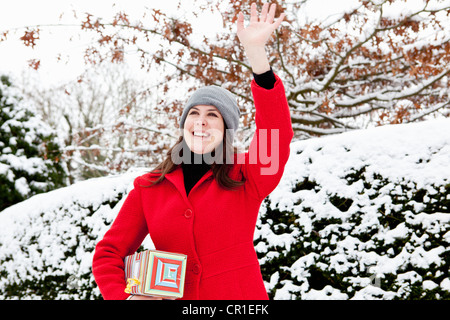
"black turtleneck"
181,69,276,196
253,67,276,89
182,150,212,195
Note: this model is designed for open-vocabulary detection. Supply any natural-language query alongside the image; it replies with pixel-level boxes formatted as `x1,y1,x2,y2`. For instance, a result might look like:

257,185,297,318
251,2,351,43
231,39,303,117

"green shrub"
0,75,66,211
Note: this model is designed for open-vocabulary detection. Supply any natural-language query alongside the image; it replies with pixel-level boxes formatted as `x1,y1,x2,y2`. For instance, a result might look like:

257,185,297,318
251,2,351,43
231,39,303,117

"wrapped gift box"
124,249,187,299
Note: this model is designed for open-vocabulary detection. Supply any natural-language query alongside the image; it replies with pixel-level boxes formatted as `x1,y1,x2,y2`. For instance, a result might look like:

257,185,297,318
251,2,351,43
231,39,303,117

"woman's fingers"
272,12,286,30
250,2,258,24
259,3,269,22
237,2,285,37
247,2,284,26
266,3,277,24
236,11,245,33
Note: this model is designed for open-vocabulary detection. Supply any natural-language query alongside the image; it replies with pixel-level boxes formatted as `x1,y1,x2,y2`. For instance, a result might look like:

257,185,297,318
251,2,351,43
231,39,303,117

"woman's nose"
194,117,206,126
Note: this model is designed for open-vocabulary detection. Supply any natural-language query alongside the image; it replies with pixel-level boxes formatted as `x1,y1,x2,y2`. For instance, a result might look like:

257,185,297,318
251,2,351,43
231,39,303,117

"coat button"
192,263,201,274
184,209,193,218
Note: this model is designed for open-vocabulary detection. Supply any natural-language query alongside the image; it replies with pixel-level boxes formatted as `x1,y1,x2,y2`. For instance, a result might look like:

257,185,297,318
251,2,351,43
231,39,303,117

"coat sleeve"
241,73,294,201
92,177,149,300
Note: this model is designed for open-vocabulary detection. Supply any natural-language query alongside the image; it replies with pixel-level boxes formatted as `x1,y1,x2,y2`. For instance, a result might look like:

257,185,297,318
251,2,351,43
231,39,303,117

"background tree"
0,75,66,211
18,63,178,181
59,0,449,139
1,0,449,170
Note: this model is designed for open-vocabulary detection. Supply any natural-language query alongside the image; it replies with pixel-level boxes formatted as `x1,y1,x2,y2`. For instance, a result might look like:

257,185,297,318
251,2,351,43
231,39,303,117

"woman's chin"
188,143,218,155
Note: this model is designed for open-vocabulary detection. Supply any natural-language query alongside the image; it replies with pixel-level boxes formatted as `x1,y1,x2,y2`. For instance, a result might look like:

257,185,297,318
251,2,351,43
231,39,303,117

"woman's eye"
188,111,217,117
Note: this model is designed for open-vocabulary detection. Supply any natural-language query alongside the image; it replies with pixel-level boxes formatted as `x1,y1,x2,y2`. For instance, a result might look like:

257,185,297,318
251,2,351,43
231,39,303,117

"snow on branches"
1,0,449,175
38,0,446,139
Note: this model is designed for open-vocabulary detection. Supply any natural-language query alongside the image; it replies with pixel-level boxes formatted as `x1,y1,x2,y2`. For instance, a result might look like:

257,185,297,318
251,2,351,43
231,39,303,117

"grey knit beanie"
179,86,240,135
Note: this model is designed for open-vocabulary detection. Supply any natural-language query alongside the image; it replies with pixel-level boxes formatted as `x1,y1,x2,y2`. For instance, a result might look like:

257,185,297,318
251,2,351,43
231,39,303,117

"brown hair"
147,134,245,190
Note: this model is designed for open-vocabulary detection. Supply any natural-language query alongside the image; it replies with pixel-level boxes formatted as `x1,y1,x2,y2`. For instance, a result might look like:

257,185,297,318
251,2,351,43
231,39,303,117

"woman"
92,2,293,300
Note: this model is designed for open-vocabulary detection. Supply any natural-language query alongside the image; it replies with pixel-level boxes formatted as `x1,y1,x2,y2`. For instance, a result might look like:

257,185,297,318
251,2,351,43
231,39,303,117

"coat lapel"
190,169,213,195
164,166,188,204
164,166,213,204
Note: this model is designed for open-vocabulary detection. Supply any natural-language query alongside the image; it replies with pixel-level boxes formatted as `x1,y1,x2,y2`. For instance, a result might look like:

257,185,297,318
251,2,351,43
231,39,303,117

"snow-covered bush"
0,75,67,211
0,171,144,299
256,119,450,300
0,119,449,299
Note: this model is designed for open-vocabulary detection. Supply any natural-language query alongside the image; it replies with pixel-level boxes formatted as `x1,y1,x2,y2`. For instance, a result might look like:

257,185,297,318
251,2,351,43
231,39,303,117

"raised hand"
237,2,286,49
236,2,285,74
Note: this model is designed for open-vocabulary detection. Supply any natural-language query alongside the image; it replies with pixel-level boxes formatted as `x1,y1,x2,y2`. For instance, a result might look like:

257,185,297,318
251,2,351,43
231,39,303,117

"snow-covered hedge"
0,172,144,299
256,119,450,299
0,119,449,299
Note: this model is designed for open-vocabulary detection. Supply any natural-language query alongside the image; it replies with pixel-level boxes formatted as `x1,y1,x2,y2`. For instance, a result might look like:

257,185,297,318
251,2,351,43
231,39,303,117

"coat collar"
164,165,213,202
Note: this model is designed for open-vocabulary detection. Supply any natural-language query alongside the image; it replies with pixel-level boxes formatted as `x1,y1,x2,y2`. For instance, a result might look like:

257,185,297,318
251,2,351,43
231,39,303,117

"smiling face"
183,105,225,154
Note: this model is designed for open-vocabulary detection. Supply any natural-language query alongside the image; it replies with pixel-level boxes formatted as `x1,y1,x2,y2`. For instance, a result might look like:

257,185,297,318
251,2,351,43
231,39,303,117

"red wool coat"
92,74,294,300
